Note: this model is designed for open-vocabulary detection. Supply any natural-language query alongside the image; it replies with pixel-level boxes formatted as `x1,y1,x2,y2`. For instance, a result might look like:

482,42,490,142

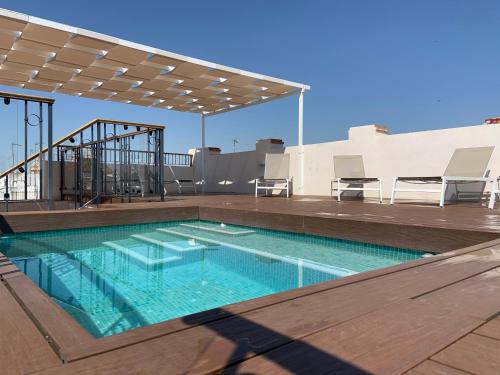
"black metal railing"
57,147,192,167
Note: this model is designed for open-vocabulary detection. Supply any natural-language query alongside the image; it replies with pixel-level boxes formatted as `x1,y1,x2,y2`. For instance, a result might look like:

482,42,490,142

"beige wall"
287,123,500,198
193,122,500,200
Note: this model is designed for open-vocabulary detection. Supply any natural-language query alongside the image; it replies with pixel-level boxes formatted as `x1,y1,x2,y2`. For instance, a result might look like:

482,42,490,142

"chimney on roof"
485,117,500,125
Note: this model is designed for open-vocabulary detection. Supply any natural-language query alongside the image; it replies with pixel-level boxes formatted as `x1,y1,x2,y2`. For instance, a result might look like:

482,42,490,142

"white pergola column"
297,89,305,195
201,114,206,193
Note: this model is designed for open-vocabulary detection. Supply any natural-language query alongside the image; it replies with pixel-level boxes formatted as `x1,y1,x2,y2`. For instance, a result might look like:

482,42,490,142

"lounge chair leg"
255,181,258,197
488,179,497,209
489,190,496,209
390,178,397,204
439,178,446,207
286,180,289,198
337,178,341,202
378,179,383,203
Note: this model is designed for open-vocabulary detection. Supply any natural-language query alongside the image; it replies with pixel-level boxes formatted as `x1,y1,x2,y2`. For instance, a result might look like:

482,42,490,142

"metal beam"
202,88,302,117
38,102,43,200
159,129,165,201
96,121,102,203
201,114,206,194
24,100,28,200
298,89,304,195
47,103,53,210
0,90,54,104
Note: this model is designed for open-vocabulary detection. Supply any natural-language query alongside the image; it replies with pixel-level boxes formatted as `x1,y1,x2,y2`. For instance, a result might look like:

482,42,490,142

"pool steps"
131,234,206,252
179,223,255,236
157,228,357,278
103,241,182,266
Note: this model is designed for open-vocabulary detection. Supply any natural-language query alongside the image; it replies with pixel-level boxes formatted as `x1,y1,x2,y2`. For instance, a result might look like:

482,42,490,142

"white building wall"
190,140,286,194
287,123,500,198
8,122,500,201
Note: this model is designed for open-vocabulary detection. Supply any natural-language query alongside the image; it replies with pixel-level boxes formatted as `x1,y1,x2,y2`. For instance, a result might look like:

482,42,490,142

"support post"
47,103,54,210
297,89,304,195
24,100,28,200
113,124,117,195
79,132,83,206
103,123,107,196
38,102,43,200
96,121,102,203
159,128,165,202
201,114,206,194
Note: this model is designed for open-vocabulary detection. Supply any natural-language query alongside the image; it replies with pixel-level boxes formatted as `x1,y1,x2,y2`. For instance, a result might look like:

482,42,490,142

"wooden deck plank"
223,300,482,375
474,316,500,340
0,281,61,375
405,360,470,375
432,334,500,375
4,273,95,360
414,267,500,321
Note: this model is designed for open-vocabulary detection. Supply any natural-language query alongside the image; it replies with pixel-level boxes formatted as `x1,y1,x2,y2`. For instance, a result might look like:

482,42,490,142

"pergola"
0,7,310,205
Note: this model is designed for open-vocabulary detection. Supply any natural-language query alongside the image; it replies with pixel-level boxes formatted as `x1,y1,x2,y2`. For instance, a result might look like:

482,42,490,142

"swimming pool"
0,220,426,338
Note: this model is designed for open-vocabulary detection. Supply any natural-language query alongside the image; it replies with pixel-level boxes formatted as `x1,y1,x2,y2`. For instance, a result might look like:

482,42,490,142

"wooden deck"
1,195,500,374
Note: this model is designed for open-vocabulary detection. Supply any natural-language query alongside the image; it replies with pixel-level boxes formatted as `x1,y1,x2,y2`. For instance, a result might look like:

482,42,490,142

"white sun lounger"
331,155,382,203
391,146,494,207
255,153,291,198
164,165,197,195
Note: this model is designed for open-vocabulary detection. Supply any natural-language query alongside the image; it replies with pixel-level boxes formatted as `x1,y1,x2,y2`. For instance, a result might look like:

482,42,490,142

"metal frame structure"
0,91,54,209
0,115,172,209
55,119,165,207
0,8,310,201
201,89,305,195
331,178,383,203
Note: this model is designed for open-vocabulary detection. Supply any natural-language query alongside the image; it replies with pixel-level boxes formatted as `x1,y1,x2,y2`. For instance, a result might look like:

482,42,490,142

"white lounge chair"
331,155,382,203
164,166,197,195
255,153,291,198
391,146,494,207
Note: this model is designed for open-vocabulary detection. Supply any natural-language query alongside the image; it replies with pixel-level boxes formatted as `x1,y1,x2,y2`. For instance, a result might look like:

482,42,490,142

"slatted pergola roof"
0,8,310,116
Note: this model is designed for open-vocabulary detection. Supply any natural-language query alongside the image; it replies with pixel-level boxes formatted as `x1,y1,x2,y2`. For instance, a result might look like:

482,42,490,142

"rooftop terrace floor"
1,195,500,374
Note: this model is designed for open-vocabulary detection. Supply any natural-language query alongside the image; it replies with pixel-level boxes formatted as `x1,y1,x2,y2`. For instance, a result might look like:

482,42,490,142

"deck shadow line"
182,308,371,375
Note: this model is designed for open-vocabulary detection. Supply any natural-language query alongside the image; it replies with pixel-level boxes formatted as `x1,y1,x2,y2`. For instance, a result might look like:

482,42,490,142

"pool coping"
1,202,500,367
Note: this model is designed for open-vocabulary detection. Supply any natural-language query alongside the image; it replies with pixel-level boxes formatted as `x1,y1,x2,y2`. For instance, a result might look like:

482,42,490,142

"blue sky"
0,0,499,169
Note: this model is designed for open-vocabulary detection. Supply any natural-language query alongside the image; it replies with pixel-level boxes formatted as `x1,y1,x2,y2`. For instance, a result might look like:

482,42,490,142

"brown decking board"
5,273,95,360
0,205,198,233
0,196,499,374
432,334,500,375
0,281,61,375
475,316,500,339
227,300,482,375
405,360,471,375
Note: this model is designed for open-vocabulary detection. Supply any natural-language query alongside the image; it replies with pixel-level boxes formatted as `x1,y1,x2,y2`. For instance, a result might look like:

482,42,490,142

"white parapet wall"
287,123,500,199
191,139,286,194
9,122,500,202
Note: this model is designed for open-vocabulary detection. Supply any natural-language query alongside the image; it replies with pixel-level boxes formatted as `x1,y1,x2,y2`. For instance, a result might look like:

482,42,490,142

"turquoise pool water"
0,220,425,338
